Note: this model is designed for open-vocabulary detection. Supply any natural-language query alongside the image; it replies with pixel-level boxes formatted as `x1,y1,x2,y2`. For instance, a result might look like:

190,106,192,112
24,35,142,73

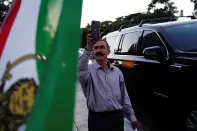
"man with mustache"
78,33,138,131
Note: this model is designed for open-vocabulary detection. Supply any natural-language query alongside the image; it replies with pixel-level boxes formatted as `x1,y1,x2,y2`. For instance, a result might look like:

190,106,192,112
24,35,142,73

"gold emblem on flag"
0,54,46,131
8,79,37,117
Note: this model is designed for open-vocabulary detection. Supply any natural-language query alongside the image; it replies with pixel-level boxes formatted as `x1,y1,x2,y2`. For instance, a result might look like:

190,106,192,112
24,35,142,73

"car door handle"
170,65,182,72
153,92,168,99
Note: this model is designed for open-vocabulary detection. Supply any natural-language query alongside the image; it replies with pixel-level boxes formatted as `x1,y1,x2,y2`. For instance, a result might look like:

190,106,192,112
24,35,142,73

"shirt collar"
94,61,114,71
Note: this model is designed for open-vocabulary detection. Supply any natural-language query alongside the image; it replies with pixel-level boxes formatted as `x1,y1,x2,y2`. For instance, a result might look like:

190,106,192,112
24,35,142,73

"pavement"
73,82,88,131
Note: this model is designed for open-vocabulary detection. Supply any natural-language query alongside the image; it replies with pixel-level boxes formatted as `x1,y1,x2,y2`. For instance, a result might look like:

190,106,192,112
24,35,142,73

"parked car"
102,18,197,131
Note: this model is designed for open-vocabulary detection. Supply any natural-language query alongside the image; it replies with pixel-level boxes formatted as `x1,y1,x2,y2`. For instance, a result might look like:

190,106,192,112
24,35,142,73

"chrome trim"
134,56,160,64
170,65,182,68
108,54,135,61
170,64,182,72
176,56,197,61
154,92,168,99
108,55,161,64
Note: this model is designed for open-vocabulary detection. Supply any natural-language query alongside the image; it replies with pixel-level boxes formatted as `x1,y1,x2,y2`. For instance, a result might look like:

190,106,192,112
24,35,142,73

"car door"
136,30,169,100
135,30,169,129
109,29,170,129
109,30,143,104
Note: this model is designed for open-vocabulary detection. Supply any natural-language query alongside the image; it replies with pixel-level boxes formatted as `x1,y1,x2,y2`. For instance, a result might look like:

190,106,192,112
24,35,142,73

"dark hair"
98,39,110,51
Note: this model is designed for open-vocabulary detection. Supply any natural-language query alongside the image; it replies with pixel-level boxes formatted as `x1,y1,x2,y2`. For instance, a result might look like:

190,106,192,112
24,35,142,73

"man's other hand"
132,120,139,130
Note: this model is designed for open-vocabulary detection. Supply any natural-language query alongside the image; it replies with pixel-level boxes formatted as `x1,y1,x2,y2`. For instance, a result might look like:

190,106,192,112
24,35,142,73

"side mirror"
143,46,162,60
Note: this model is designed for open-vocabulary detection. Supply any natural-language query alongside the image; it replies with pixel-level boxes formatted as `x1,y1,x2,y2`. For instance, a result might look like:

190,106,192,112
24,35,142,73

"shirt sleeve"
78,49,91,93
119,70,137,122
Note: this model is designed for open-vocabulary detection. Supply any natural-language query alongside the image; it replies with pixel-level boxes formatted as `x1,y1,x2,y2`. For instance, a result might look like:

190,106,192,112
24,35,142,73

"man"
78,33,138,131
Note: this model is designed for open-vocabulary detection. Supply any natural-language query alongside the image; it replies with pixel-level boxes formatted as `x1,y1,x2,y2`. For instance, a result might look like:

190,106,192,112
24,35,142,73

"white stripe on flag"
0,0,41,91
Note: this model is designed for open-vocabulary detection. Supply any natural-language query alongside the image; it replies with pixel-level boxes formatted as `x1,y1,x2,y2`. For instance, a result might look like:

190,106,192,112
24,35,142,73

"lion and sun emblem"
0,54,46,131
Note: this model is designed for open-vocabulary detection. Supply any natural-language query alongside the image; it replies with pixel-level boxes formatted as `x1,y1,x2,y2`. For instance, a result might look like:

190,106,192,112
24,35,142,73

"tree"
191,0,197,10
80,0,179,48
0,0,12,22
148,0,178,15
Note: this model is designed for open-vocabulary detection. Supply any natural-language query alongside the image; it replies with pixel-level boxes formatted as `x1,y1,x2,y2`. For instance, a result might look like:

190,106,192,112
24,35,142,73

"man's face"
92,41,110,61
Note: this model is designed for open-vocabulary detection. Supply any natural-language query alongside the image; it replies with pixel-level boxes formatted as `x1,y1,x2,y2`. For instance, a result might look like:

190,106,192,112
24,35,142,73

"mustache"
95,52,105,56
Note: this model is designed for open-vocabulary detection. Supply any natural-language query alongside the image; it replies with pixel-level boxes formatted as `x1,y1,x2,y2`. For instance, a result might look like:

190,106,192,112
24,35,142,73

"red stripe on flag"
0,0,22,58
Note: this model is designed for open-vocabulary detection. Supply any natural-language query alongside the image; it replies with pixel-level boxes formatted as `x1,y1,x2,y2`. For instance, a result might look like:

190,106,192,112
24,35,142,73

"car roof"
104,19,197,38
144,19,197,28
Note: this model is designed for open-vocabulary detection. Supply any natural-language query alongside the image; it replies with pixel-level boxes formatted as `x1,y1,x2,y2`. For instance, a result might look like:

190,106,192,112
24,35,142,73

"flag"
0,0,82,130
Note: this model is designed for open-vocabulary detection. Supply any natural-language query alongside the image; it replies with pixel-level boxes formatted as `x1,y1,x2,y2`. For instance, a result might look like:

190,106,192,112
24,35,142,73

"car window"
141,30,162,50
139,30,163,54
139,30,168,58
118,31,141,54
162,22,197,52
105,35,119,51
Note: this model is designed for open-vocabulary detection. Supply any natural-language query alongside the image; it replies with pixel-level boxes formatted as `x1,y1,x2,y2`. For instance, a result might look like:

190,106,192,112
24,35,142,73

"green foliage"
148,0,178,14
191,0,197,10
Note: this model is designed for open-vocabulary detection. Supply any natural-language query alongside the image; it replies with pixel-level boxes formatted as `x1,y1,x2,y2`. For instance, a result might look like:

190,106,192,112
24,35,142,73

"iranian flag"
0,0,82,130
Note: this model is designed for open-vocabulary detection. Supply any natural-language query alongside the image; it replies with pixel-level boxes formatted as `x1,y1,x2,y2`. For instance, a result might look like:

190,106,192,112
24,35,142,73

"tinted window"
119,31,141,54
106,35,119,51
140,30,167,57
140,30,163,52
162,22,197,52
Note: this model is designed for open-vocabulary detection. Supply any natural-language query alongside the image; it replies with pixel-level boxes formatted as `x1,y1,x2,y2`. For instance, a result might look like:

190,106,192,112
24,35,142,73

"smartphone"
91,20,100,40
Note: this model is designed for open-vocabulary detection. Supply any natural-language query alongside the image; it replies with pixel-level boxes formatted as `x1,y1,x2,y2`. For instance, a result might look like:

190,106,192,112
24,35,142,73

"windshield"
162,22,197,52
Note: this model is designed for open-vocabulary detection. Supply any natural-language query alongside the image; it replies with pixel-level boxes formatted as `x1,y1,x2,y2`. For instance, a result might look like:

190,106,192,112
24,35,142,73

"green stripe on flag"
26,0,82,130
36,0,63,81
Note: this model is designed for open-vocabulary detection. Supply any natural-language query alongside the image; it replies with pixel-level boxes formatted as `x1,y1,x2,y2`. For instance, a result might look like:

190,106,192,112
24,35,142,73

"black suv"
103,19,197,131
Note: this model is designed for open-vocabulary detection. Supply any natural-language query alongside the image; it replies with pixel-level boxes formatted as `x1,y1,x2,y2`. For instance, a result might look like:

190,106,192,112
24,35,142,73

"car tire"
186,111,197,131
